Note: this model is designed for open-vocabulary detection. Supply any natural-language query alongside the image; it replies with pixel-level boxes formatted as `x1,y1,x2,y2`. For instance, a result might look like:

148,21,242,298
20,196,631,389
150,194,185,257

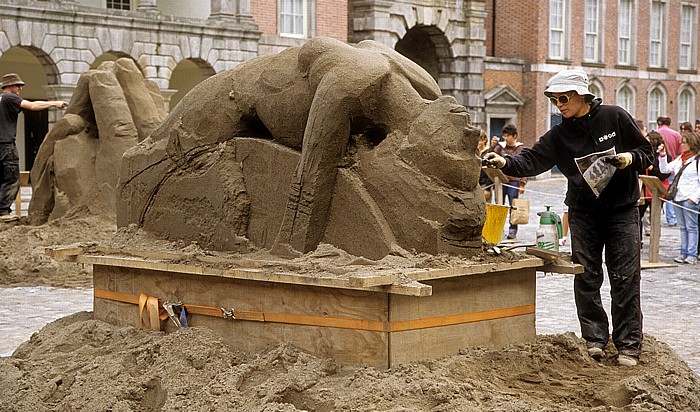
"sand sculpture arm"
29,58,166,224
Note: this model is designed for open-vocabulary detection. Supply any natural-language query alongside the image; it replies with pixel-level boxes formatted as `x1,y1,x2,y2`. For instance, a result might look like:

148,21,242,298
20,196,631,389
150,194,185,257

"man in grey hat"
1,73,68,217
484,68,653,367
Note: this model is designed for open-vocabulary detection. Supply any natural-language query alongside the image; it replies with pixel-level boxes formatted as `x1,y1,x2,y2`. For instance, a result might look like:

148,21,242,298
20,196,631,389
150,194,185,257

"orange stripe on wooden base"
94,289,534,333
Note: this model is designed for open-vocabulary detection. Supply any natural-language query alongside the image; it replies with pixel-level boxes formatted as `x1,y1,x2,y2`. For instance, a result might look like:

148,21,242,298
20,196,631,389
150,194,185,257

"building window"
649,1,666,68
678,87,695,123
617,0,634,65
584,0,601,62
106,0,130,10
589,80,603,101
617,85,634,115
549,0,568,59
647,87,665,131
279,0,308,38
679,5,697,70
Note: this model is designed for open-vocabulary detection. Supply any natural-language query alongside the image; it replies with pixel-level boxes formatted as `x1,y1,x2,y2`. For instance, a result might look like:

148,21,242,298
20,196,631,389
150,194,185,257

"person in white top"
658,131,700,265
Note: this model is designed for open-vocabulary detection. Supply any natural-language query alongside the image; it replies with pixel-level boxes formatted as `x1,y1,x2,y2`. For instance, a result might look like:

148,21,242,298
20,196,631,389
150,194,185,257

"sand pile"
1,311,698,411
1,217,700,411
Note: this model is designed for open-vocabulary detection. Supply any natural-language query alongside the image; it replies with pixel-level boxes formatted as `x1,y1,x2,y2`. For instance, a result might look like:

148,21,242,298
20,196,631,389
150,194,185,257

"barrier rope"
491,180,698,216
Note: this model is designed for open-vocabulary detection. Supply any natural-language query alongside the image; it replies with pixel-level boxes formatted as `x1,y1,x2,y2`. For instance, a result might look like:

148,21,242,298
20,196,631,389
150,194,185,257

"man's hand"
482,152,506,169
603,152,633,169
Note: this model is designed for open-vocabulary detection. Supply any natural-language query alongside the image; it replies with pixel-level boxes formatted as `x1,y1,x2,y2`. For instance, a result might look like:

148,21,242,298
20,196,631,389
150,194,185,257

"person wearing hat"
484,68,654,367
0,73,68,217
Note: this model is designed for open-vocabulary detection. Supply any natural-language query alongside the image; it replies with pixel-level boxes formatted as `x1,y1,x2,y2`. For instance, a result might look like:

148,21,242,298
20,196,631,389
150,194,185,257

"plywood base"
87,253,539,369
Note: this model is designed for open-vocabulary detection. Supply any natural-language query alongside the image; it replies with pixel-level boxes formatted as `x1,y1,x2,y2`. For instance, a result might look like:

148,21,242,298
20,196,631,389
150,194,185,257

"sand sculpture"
117,37,485,259
28,58,166,224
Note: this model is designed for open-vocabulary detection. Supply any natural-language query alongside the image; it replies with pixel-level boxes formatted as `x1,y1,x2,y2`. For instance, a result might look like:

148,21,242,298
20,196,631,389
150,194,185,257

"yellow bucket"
482,204,510,244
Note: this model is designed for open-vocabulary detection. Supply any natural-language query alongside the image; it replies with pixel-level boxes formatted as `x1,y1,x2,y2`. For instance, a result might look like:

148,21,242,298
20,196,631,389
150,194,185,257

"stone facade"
0,0,260,112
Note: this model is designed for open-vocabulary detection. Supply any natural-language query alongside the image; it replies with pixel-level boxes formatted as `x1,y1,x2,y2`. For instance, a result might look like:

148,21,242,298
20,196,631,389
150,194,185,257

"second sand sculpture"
116,37,485,259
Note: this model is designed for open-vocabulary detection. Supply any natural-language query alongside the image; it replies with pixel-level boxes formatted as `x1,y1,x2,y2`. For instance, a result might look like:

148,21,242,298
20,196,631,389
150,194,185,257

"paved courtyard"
1,175,698,375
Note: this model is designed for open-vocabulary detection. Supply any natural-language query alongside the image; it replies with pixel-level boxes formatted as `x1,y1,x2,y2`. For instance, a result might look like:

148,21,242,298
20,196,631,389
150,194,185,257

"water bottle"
536,205,562,252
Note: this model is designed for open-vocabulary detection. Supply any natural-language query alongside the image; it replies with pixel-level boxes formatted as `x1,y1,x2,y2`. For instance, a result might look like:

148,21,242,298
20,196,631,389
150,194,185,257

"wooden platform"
47,245,580,369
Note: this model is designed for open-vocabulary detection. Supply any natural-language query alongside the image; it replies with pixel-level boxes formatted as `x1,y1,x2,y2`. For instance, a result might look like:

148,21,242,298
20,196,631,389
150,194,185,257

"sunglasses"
549,93,574,105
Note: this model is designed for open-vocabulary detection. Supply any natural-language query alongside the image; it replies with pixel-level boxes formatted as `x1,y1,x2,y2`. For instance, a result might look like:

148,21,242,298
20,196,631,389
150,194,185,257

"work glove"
603,152,633,169
482,152,506,169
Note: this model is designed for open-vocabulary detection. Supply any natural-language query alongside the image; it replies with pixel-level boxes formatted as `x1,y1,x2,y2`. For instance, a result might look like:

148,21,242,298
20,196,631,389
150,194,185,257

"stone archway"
91,51,140,71
168,58,216,111
395,25,451,82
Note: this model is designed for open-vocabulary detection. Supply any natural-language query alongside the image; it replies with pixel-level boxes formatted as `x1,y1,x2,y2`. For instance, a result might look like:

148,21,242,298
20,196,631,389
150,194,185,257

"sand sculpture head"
117,37,485,259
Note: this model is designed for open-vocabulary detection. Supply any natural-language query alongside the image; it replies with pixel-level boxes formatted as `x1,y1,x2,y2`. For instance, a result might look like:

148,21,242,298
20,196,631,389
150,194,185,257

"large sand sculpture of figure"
119,37,485,259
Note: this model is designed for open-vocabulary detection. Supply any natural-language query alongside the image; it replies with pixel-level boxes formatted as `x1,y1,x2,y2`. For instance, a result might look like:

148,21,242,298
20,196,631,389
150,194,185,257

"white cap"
544,69,595,98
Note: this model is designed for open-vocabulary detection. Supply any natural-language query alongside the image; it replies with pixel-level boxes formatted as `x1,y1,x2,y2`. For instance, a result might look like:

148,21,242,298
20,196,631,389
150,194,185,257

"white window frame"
589,79,604,101
616,84,635,115
279,0,308,38
617,0,635,65
649,0,667,68
106,0,130,10
647,86,666,131
679,4,697,70
678,87,695,123
584,0,602,62
549,0,569,60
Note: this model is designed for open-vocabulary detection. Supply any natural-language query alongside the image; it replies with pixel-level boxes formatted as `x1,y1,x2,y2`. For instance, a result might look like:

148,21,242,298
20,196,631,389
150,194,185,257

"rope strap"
95,289,534,333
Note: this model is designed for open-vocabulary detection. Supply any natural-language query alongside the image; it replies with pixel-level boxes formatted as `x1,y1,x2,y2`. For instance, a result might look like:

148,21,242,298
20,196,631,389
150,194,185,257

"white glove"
482,152,506,169
603,152,633,169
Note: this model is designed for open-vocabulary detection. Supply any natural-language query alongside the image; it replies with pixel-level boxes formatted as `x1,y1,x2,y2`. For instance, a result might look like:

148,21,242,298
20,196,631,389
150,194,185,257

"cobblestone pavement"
1,176,698,375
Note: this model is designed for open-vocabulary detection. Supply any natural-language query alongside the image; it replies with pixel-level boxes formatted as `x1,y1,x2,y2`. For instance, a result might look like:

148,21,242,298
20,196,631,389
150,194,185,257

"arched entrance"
168,59,216,110
91,51,139,70
0,46,59,171
395,25,452,84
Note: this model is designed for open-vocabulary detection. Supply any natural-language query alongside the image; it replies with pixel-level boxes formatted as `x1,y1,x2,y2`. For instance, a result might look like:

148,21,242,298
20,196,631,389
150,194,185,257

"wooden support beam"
639,175,667,263
482,167,509,205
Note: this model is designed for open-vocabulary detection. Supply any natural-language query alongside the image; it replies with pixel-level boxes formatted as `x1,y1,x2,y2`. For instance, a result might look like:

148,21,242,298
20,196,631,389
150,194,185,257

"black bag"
666,156,698,199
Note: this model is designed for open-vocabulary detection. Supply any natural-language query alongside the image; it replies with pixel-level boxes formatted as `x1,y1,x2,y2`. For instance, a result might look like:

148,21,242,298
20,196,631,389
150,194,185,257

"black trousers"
569,205,642,357
0,142,20,216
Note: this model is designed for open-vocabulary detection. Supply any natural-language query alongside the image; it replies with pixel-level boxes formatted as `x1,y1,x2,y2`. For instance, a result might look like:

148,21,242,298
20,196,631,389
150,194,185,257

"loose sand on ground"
1,216,699,411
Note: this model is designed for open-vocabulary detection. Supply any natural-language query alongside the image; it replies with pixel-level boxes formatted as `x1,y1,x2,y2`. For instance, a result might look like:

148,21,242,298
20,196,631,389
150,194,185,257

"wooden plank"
80,254,430,296
388,267,536,367
540,261,584,274
641,260,677,270
524,246,559,263
93,264,391,368
44,243,94,261
483,167,509,205
639,176,664,263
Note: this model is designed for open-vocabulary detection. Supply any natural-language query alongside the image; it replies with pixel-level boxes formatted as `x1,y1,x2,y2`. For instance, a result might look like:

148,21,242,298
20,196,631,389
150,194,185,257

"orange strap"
95,289,533,333
135,292,168,331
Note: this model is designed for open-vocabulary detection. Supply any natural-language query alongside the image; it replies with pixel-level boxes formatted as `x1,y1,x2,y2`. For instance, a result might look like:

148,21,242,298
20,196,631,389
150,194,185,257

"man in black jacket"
484,69,653,367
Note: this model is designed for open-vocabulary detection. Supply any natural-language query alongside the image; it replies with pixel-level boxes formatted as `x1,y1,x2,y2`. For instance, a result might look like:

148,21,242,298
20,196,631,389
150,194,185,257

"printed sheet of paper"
574,147,618,198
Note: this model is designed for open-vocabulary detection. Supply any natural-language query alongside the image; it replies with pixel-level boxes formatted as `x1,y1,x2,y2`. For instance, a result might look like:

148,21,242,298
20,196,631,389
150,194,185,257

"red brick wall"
490,0,545,61
486,0,699,140
251,0,347,41
316,0,347,40
251,0,278,35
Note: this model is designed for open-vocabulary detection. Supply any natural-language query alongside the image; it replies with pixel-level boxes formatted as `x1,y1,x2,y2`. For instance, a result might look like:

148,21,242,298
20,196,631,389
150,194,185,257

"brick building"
484,0,700,147
4,0,697,169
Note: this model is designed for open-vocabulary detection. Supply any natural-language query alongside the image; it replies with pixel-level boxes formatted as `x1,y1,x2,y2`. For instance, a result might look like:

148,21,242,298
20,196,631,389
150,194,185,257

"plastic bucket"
482,204,510,244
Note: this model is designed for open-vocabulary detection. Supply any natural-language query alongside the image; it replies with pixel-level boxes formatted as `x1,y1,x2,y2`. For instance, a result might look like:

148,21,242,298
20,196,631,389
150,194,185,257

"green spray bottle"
536,205,562,252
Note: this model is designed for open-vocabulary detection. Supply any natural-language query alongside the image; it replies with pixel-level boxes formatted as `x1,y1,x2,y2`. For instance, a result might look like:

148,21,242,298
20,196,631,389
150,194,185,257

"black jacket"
501,99,654,211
